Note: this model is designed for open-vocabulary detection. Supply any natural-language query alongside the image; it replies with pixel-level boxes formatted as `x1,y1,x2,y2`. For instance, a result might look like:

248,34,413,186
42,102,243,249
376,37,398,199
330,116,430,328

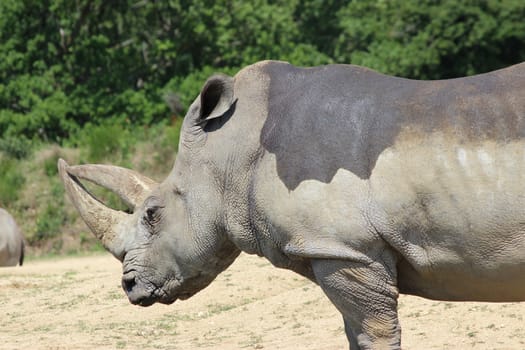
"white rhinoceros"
0,208,24,267
59,60,525,349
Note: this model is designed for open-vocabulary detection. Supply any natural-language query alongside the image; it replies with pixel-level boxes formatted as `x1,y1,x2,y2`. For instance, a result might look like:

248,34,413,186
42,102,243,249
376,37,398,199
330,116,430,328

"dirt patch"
1,253,524,349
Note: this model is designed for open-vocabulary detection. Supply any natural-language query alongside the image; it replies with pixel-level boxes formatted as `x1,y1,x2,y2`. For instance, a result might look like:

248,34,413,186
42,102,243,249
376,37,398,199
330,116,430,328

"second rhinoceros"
0,208,24,267
59,60,525,350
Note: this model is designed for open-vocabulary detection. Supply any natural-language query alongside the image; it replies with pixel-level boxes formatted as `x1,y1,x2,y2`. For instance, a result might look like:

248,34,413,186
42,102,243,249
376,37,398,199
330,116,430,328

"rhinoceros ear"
199,74,235,123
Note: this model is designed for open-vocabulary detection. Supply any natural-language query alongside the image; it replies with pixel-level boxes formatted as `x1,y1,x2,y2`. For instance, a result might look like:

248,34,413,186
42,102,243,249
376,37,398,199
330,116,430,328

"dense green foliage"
2,0,524,143
0,158,25,204
335,0,525,79
0,0,524,253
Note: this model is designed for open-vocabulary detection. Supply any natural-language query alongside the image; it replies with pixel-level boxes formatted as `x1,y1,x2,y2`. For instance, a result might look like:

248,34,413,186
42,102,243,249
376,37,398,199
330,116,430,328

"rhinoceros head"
58,74,242,306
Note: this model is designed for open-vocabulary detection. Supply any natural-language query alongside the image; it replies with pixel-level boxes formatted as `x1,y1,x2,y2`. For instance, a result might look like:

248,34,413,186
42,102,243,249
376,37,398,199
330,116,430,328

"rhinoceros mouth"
124,284,178,306
124,280,199,306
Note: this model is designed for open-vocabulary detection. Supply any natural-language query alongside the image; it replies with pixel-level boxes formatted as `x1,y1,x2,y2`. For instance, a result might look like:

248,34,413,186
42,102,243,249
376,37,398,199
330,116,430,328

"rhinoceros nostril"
122,274,136,292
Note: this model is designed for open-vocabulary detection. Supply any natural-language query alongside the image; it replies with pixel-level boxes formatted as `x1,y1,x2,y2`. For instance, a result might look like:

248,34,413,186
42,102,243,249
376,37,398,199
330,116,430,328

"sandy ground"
1,253,524,350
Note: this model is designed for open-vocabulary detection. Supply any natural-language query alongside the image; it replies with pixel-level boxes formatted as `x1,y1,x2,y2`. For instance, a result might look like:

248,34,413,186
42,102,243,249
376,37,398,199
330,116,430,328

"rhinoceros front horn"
57,159,158,259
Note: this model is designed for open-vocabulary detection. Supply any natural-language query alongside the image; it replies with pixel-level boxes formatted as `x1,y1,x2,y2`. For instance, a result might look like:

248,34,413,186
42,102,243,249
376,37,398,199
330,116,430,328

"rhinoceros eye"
143,205,163,232
146,207,157,221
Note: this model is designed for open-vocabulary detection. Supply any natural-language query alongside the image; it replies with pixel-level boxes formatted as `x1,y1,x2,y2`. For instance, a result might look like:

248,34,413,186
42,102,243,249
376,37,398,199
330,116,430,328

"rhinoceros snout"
121,272,156,306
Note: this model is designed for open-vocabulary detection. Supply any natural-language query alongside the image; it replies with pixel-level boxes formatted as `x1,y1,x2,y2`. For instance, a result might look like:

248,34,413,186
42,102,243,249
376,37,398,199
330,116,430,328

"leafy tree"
0,0,331,142
294,0,349,57
336,0,525,79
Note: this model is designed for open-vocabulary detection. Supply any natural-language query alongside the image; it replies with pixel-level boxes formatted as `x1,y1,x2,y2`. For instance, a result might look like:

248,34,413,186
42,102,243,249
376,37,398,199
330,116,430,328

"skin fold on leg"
312,256,401,350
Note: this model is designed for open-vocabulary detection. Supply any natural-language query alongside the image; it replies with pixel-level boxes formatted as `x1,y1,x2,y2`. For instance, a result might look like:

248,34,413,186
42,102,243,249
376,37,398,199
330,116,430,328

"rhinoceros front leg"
311,257,401,350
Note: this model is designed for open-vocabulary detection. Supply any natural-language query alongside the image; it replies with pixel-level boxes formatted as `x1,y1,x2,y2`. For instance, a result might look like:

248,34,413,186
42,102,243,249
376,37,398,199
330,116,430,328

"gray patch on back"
260,62,525,190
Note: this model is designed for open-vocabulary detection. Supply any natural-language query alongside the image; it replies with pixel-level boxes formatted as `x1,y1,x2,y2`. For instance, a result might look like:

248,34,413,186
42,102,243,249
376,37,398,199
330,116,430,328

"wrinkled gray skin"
0,208,24,267
59,60,525,350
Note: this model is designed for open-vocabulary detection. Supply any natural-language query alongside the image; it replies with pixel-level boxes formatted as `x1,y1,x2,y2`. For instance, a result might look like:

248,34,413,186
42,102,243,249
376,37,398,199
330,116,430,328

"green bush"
0,136,32,159
0,158,25,205
34,204,65,242
162,120,182,153
33,181,66,243
43,153,60,177
146,118,183,170
78,122,134,163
